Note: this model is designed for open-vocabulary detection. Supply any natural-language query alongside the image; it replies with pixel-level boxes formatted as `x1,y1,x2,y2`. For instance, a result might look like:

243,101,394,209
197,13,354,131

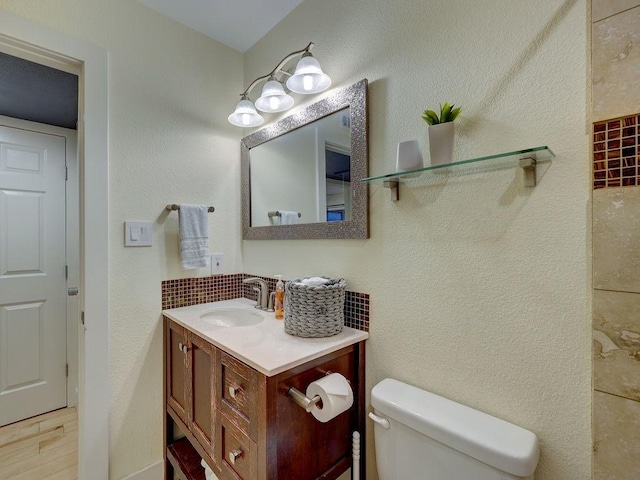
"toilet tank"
370,378,539,480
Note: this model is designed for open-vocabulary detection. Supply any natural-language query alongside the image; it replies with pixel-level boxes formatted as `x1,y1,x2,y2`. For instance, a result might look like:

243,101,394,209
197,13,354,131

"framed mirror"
241,79,368,240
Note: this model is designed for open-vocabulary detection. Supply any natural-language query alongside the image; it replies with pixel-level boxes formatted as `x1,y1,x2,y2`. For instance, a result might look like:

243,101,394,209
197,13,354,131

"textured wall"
591,2,640,477
243,1,591,479
0,1,243,478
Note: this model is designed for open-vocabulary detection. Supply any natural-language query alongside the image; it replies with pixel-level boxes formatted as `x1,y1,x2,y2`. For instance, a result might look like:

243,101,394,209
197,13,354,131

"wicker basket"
284,277,346,338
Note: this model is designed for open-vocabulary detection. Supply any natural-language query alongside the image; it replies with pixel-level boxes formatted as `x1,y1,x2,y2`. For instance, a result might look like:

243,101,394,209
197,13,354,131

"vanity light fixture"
228,96,264,127
254,78,294,113
228,42,331,127
286,52,331,94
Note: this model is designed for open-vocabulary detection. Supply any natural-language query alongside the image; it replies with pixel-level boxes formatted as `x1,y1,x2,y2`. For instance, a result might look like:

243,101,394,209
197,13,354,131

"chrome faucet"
243,277,269,310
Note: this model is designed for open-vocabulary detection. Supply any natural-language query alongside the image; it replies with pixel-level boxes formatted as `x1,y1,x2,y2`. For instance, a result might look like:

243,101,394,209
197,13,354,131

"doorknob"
68,287,79,296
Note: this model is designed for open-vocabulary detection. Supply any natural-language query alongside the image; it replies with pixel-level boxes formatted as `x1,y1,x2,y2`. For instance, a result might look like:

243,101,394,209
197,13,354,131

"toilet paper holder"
287,387,322,413
287,371,353,414
286,370,335,413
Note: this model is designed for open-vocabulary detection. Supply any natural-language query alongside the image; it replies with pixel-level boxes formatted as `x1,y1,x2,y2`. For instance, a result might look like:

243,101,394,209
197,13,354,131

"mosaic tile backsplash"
593,114,640,189
161,274,244,309
162,273,370,332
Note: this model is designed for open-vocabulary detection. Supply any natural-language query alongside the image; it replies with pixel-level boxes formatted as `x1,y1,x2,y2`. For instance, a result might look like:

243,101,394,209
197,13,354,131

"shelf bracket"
383,180,399,201
519,155,537,187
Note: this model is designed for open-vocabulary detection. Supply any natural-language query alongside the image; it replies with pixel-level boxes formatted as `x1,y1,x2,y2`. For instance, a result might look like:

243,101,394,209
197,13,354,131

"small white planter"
428,122,455,165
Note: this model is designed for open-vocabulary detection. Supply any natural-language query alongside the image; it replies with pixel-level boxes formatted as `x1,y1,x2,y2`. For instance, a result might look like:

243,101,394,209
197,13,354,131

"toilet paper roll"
306,373,354,423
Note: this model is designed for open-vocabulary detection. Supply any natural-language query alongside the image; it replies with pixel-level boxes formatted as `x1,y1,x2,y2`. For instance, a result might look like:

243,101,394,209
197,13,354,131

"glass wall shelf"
361,146,554,201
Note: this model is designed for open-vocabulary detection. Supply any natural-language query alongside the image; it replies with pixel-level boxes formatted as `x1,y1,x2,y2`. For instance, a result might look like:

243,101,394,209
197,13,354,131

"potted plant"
422,102,461,165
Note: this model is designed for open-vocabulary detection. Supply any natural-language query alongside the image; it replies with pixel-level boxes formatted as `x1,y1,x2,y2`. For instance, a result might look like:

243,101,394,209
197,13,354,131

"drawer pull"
229,449,243,465
178,342,188,354
228,385,242,399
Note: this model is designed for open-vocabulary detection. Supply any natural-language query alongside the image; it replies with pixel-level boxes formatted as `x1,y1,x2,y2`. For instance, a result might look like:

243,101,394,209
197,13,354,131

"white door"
0,124,68,426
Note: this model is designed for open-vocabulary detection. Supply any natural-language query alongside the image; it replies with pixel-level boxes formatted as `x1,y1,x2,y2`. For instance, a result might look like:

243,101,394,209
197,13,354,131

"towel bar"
166,204,215,212
268,210,301,218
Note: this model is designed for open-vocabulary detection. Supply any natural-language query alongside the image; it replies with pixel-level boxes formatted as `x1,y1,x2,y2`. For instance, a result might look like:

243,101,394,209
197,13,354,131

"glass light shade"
286,55,331,94
254,80,295,113
228,99,264,127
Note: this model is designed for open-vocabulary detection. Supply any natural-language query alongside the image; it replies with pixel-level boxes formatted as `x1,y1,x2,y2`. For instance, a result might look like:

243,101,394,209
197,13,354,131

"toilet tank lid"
371,378,539,478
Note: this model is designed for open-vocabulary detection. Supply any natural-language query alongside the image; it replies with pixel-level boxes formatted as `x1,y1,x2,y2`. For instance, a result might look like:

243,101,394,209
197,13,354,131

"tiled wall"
592,2,640,123
161,274,245,309
592,191,640,478
592,2,640,478
162,273,370,332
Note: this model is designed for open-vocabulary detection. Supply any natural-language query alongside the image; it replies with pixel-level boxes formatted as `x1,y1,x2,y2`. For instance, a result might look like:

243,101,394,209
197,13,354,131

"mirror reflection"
249,108,351,227
241,78,368,240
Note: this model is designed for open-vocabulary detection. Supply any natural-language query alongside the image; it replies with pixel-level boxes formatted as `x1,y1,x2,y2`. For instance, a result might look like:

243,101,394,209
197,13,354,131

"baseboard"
120,459,348,479
120,460,163,480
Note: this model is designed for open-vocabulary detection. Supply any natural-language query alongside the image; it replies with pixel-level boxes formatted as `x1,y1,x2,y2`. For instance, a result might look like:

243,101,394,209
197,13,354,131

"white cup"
395,140,424,172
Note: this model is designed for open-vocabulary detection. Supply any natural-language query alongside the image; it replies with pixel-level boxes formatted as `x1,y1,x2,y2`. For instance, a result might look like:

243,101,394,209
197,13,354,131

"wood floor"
0,407,78,480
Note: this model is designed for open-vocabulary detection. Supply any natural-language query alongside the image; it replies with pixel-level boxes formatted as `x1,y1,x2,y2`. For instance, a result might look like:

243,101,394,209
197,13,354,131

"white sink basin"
200,307,264,327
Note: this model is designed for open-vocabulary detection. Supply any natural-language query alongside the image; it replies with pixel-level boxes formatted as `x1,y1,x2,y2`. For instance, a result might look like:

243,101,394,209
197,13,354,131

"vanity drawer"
217,413,258,480
217,351,260,439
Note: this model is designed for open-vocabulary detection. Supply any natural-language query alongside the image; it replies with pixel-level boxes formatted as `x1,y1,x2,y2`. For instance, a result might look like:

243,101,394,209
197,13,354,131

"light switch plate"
125,221,153,247
211,253,224,274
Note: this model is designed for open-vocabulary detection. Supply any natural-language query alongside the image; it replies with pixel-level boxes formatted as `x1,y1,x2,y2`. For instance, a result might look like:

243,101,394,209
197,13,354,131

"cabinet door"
189,333,216,455
166,320,189,423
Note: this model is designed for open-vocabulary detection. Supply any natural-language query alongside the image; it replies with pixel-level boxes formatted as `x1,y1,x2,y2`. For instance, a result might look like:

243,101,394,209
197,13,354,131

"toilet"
370,378,539,480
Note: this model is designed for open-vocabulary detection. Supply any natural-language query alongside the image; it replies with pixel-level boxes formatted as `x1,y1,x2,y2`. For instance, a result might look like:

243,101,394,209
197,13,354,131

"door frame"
0,115,79,408
0,12,109,479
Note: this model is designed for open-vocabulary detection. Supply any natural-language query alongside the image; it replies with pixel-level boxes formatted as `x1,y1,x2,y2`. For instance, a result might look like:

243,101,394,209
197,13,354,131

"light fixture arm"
240,42,315,99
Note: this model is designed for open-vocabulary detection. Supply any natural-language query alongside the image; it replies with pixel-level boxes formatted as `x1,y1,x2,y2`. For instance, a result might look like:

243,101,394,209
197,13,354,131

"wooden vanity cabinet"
164,316,366,480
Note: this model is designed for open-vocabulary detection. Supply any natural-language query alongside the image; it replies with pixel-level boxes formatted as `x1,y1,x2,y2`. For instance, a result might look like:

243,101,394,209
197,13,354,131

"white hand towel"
280,211,299,225
298,276,330,287
179,204,210,269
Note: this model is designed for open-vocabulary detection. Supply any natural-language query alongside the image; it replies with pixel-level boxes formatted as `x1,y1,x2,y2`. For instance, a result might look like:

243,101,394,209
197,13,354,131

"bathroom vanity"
163,299,368,480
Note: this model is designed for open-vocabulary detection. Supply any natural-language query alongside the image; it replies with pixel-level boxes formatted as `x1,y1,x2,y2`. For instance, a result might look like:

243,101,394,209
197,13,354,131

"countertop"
163,298,369,377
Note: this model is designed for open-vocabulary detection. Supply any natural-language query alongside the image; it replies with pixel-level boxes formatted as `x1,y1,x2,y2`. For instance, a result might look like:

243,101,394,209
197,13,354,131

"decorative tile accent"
162,274,370,332
593,187,640,292
593,391,640,479
592,7,640,122
344,291,370,332
593,115,640,189
161,274,244,309
593,290,640,401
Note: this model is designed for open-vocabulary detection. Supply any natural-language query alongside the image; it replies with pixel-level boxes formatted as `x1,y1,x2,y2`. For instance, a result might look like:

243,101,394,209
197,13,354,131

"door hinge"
81,311,85,325
65,166,68,181
66,363,69,377
65,265,68,280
